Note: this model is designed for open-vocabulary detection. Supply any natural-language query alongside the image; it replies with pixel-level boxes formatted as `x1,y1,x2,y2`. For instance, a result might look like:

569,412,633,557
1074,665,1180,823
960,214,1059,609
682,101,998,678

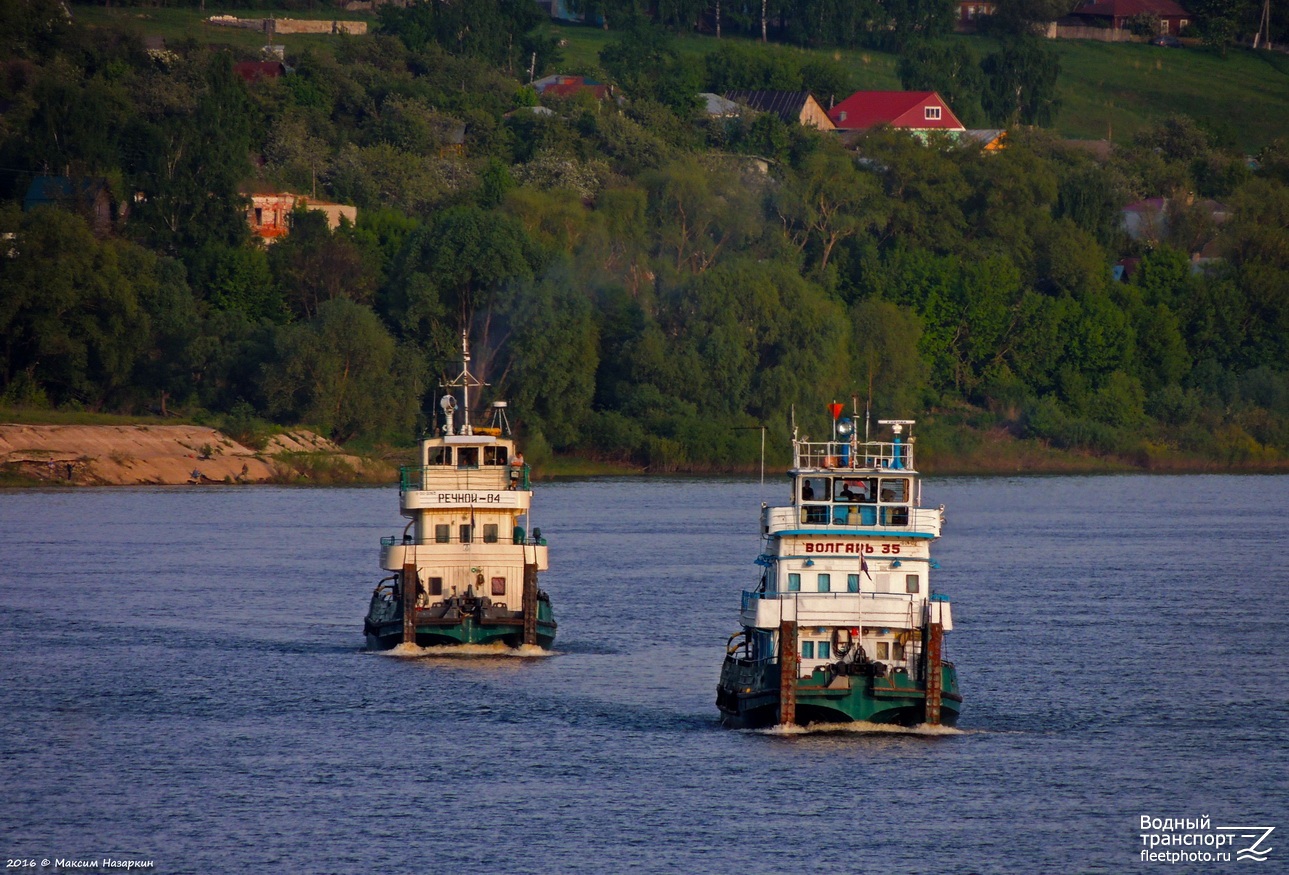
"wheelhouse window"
457,447,480,469
427,446,452,466
799,477,827,502
435,524,450,544
459,524,473,543
834,478,875,502
484,446,508,466
483,524,499,543
879,478,909,503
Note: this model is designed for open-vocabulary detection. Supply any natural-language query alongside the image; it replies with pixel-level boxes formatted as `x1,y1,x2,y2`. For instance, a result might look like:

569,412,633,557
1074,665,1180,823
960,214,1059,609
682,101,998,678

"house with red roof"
233,61,286,84
1067,0,1192,35
532,75,610,100
827,91,965,135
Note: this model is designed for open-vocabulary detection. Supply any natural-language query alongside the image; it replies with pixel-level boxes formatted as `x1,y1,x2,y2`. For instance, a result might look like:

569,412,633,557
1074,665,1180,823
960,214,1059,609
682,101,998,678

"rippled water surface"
1,476,1286,873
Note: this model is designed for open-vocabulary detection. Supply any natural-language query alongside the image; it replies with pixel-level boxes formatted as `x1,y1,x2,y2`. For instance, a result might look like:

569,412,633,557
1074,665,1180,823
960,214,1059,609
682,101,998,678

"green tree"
599,21,702,112
775,148,888,273
851,298,929,415
980,39,1061,127
268,209,377,320
262,299,423,442
493,264,599,449
897,41,985,127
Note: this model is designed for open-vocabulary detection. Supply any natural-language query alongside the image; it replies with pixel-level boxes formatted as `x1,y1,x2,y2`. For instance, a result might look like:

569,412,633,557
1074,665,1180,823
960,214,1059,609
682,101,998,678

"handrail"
400,462,531,491
794,439,913,471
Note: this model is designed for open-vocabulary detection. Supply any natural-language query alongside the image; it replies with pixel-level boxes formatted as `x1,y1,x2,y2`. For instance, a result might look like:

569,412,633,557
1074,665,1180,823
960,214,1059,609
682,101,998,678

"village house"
233,60,287,84
828,91,966,136
23,177,127,235
1065,0,1192,35
532,75,610,100
955,0,997,32
723,91,835,129
245,192,357,243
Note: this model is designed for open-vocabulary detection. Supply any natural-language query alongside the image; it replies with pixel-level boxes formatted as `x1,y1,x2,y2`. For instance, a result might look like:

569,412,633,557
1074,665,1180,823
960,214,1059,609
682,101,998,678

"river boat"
716,409,961,728
363,334,554,651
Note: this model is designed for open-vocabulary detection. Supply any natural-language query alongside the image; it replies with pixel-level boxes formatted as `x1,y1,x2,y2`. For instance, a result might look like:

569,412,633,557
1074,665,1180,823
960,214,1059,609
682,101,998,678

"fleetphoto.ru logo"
1139,815,1276,864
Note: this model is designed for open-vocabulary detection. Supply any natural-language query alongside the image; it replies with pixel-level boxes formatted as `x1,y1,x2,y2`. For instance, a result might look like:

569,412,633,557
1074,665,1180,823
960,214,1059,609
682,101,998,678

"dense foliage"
2,0,1287,468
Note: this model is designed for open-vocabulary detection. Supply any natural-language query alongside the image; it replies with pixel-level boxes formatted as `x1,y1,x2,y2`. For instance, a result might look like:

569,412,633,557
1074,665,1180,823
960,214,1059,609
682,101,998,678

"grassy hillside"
69,4,367,56
72,4,1289,150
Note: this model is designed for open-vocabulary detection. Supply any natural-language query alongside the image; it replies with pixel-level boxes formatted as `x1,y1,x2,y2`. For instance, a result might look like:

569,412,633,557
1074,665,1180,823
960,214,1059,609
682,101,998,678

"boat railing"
763,504,942,536
381,533,547,547
794,439,913,471
400,463,530,491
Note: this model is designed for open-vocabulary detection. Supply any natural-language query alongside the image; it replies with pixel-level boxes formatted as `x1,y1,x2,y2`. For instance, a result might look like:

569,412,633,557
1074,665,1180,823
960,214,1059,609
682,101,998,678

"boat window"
876,641,889,660
818,641,831,660
491,576,505,596
801,505,828,525
459,524,472,543
906,574,919,593
435,524,450,544
429,577,443,596
427,446,452,466
847,574,860,593
834,477,875,502
483,524,499,543
787,573,801,592
817,573,831,593
457,447,479,469
484,446,508,466
799,478,827,502
880,506,910,526
892,642,905,661
801,640,815,659
879,478,909,503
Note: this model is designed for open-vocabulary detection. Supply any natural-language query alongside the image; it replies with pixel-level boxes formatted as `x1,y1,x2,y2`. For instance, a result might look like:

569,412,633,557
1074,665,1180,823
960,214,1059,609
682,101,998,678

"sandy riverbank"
0,424,385,485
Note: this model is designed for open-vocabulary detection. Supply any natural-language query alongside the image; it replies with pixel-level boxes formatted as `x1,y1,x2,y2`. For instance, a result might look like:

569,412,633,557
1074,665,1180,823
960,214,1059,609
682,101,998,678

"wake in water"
754,720,965,737
377,642,556,659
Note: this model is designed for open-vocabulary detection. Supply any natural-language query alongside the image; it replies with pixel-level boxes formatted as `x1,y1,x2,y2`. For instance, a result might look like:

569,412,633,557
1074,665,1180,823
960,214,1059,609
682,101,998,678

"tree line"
1,0,1287,467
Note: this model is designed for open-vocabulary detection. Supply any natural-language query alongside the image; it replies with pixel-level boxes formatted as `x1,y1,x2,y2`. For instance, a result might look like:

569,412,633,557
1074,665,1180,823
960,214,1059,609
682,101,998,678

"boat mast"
441,330,486,436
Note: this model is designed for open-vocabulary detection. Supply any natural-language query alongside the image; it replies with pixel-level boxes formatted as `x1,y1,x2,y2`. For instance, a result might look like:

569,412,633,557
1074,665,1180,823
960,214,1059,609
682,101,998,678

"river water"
1,476,1285,873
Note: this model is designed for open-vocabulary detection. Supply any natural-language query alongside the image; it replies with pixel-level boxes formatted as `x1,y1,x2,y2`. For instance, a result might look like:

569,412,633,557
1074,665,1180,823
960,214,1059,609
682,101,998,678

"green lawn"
1052,39,1289,150
72,4,1289,151
70,3,368,57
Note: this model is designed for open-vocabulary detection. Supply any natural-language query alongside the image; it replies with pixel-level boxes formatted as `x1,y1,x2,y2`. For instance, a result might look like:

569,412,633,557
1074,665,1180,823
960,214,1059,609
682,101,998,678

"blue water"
1,476,1285,873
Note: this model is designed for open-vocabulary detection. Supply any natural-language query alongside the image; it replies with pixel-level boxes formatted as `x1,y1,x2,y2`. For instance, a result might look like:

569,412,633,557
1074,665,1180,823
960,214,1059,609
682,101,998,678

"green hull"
364,597,556,651
716,656,962,729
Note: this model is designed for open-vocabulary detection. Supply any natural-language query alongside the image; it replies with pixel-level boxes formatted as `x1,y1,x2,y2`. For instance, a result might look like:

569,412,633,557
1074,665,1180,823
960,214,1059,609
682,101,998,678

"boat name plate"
804,541,902,555
416,491,524,507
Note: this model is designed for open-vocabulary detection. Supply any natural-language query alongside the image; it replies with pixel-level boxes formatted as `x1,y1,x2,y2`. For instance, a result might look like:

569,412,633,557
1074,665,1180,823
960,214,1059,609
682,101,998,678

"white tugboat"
716,407,960,728
364,333,554,650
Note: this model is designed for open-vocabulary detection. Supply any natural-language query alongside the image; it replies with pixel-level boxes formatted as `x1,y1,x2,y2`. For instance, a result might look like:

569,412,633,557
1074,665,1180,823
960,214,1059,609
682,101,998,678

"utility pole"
1254,0,1272,49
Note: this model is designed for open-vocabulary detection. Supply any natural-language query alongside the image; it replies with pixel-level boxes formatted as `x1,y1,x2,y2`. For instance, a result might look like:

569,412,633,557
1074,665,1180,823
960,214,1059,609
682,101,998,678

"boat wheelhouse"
363,334,555,650
716,413,961,728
